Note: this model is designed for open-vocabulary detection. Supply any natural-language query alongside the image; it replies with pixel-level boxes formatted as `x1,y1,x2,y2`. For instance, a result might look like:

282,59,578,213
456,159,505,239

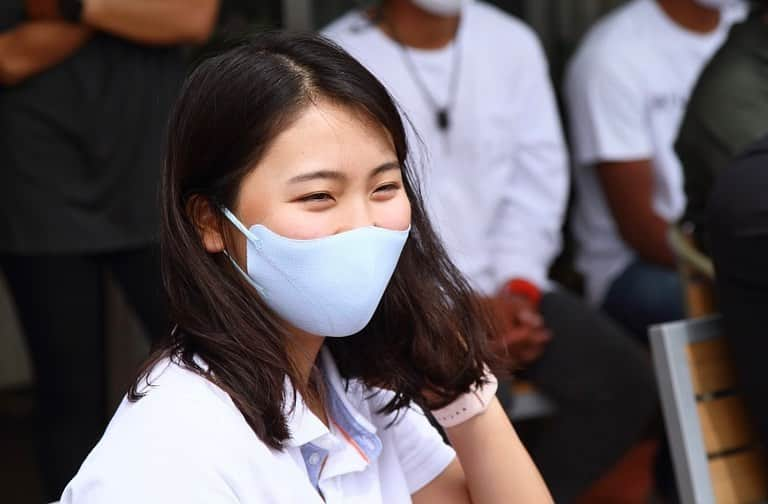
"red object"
575,439,657,504
502,278,542,307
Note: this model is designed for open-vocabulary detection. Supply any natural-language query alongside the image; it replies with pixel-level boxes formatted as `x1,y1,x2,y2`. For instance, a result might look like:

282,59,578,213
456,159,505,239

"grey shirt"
675,13,768,251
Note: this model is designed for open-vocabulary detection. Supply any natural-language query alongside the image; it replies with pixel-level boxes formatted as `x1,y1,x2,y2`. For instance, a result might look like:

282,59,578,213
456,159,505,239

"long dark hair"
129,31,502,450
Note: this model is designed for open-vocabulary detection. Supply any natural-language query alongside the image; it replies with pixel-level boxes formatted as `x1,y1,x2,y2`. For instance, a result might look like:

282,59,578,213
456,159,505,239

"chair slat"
709,449,767,504
698,396,755,454
687,337,738,395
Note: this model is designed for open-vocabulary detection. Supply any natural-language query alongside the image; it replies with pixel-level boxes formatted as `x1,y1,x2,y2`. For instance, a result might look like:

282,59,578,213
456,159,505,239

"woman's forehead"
253,102,398,181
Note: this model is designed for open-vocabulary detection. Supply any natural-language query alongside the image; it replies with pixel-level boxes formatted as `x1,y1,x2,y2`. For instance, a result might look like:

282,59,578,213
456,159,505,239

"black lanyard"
389,20,463,133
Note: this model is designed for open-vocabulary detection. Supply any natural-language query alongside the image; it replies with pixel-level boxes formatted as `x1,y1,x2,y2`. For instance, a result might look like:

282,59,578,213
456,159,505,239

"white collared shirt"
59,349,455,503
323,1,569,294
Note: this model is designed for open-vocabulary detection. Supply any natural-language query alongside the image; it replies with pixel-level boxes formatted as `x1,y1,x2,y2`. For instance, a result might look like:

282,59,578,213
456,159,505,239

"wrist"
431,369,498,428
501,278,542,307
444,396,504,434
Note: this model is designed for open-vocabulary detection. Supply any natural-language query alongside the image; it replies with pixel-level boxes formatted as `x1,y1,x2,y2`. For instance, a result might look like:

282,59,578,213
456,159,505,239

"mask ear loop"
219,206,268,296
220,207,263,247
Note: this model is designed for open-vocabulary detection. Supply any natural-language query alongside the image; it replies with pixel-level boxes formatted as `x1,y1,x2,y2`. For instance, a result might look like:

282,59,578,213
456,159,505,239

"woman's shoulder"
112,355,247,437
60,357,285,503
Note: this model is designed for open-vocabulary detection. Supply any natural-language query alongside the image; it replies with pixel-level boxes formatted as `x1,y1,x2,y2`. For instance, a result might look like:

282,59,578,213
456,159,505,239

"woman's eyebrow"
369,161,400,178
288,170,347,184
288,162,400,184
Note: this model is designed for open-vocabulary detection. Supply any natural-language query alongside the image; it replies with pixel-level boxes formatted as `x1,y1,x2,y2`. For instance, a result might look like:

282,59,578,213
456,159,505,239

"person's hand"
482,294,551,365
25,0,62,20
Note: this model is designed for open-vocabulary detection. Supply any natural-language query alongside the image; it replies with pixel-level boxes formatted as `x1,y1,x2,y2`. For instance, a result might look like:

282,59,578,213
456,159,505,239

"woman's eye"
374,183,400,194
300,192,334,203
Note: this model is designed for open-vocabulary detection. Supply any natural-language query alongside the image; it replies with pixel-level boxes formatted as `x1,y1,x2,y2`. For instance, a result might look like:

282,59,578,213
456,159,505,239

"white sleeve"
58,417,249,504
564,44,653,165
392,404,456,494
58,381,281,504
488,34,569,290
59,456,243,504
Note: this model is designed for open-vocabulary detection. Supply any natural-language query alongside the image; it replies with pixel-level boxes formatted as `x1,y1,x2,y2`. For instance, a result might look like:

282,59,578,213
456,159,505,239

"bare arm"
596,159,675,267
0,21,92,86
80,0,219,45
413,398,552,504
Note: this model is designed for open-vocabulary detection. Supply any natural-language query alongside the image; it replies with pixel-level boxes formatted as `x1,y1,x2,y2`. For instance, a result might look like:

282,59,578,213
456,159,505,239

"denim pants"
602,260,685,342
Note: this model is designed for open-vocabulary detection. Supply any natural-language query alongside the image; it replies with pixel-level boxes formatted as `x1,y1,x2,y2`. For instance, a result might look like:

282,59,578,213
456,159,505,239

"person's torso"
570,0,739,302
61,354,439,503
324,2,551,291
0,2,185,253
679,14,768,239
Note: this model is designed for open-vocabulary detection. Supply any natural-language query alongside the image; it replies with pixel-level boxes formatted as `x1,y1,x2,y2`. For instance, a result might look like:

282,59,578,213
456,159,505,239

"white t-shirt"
324,1,568,295
564,0,744,304
59,349,454,503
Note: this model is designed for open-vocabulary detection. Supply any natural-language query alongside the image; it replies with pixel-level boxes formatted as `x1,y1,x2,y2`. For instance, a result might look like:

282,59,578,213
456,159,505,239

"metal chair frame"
650,315,722,504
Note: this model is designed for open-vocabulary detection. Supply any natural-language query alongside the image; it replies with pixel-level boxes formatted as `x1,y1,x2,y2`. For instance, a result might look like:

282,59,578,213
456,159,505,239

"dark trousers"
709,154,768,455
601,261,684,500
712,230,768,453
516,289,658,502
1,247,167,501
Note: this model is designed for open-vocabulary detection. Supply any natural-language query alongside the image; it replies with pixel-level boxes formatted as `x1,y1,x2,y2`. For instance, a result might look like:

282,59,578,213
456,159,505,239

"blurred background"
0,0,736,502
0,0,631,398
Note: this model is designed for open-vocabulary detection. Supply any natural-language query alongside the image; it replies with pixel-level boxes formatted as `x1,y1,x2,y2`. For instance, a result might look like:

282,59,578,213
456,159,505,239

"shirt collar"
284,347,382,464
283,378,328,448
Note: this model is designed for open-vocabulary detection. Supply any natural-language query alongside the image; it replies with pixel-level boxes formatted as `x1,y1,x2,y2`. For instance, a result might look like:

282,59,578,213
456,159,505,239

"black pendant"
436,109,449,131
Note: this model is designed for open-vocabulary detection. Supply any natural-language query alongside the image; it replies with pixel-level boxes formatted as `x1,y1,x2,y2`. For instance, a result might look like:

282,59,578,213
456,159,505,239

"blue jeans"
602,259,685,342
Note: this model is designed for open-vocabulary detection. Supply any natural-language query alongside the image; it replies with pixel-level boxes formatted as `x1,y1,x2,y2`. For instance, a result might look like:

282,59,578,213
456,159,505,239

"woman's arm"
413,397,552,504
0,21,92,86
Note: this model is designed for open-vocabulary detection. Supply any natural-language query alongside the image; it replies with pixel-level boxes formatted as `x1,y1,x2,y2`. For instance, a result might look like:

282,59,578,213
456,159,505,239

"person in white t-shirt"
324,1,657,501
564,0,744,338
59,32,553,503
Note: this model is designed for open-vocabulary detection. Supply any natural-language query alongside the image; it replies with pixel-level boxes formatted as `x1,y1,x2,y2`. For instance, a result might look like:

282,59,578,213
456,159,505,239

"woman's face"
222,101,411,260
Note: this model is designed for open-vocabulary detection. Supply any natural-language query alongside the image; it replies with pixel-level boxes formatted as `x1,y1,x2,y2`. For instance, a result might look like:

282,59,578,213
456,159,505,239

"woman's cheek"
381,196,412,231
267,210,337,240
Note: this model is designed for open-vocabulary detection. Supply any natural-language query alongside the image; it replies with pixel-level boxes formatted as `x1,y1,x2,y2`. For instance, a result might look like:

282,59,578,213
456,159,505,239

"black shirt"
707,134,768,449
0,3,184,254
709,134,768,240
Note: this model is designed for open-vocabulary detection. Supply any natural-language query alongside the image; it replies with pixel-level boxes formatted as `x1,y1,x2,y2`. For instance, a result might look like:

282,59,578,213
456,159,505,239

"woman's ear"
186,195,225,253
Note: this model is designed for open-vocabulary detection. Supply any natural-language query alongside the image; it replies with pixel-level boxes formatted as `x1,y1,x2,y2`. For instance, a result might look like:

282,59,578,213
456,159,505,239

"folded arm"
0,21,92,86
24,0,219,45
81,0,219,45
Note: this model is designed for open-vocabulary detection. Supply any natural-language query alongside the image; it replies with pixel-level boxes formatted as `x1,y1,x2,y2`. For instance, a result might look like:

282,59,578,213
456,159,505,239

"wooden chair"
650,316,768,504
668,225,717,317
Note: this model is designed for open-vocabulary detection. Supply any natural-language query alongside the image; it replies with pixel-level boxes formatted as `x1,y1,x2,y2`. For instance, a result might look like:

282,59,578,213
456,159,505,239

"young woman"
60,32,551,503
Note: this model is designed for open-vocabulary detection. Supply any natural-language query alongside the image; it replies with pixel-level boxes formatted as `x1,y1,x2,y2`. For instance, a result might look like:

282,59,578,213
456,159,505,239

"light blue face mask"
221,208,410,337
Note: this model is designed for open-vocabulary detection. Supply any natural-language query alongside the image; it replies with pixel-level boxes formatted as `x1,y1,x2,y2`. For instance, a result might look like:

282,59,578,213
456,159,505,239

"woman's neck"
287,329,328,426
373,0,460,49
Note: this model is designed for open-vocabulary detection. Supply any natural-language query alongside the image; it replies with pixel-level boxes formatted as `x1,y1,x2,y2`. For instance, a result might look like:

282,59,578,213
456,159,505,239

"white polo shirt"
324,1,568,295
564,0,744,304
59,349,455,503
